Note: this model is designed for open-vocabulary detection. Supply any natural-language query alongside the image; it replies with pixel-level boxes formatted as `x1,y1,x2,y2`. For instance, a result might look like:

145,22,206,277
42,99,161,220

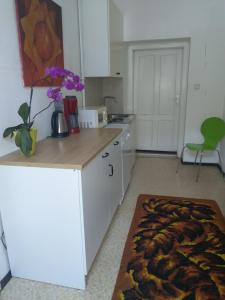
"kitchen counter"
0,128,122,170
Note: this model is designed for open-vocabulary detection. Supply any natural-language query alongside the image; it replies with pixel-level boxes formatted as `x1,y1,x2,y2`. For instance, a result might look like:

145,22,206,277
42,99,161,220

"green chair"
177,117,225,181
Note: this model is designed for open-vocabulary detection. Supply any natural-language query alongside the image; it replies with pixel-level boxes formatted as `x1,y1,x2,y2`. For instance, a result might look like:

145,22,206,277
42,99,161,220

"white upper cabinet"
79,0,124,77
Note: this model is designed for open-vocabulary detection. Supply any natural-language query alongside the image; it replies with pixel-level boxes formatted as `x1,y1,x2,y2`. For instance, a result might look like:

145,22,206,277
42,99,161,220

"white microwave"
79,106,108,128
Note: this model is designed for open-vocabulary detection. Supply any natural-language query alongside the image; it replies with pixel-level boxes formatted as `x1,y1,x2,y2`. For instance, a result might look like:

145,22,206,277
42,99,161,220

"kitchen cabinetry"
0,129,122,290
79,0,124,77
108,137,123,218
82,136,122,273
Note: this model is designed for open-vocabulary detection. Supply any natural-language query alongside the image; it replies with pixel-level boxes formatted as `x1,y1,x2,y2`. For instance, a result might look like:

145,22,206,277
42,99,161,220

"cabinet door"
110,44,124,77
81,146,110,273
80,0,110,77
108,138,123,217
109,0,123,43
79,0,123,77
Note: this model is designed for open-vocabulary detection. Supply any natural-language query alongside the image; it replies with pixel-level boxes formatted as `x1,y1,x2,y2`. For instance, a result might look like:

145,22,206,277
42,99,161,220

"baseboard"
181,160,225,176
0,271,11,290
136,150,177,158
136,151,225,176
136,150,176,155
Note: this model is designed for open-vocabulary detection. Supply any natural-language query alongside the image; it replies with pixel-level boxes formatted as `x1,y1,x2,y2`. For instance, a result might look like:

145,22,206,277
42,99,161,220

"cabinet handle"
102,152,109,158
109,164,114,176
116,72,120,75
113,141,119,146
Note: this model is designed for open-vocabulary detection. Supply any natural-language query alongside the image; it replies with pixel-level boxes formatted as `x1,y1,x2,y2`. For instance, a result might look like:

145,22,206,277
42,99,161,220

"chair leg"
216,149,224,178
194,151,199,164
196,151,203,182
216,149,222,167
176,146,186,173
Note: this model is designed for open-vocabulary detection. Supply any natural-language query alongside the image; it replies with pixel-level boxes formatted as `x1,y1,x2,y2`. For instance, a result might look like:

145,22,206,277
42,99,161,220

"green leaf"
3,124,23,138
3,127,16,138
18,102,30,123
20,128,32,156
15,130,22,147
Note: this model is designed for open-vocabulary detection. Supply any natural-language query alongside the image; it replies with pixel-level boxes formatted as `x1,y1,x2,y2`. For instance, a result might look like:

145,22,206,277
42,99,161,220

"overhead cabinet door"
79,0,123,77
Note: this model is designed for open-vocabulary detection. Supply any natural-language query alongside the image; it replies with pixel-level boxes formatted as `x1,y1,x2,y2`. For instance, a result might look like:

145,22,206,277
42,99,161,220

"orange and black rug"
112,195,225,300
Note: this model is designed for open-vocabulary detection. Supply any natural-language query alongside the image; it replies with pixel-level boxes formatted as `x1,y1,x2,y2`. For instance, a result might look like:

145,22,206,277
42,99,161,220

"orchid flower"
45,67,84,102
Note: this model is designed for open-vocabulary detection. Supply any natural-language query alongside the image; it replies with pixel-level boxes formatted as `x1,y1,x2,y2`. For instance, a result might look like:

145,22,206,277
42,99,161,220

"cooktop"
108,114,135,124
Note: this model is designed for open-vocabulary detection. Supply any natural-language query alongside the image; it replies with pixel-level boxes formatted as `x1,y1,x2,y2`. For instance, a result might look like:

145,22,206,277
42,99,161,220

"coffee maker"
63,96,80,134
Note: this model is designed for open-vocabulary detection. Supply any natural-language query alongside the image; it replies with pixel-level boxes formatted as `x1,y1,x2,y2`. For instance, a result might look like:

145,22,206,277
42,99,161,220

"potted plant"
3,67,84,156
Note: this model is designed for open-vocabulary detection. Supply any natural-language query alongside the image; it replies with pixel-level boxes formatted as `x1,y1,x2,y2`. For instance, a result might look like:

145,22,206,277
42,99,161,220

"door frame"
126,40,190,156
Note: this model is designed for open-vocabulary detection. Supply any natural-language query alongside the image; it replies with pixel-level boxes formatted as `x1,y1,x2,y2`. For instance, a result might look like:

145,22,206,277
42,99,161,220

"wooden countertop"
0,128,122,170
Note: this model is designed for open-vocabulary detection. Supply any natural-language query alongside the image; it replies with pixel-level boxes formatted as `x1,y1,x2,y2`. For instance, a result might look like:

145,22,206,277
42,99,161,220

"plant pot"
29,128,37,156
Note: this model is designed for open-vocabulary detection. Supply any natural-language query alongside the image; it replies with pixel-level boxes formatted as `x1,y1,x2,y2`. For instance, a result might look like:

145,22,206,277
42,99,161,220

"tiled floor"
1,157,225,300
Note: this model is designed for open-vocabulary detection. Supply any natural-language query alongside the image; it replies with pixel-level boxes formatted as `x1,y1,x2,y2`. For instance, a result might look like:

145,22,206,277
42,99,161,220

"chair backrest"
201,117,225,149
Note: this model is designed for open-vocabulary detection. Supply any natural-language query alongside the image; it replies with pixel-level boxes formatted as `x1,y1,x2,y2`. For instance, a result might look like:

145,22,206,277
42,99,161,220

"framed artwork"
15,0,64,87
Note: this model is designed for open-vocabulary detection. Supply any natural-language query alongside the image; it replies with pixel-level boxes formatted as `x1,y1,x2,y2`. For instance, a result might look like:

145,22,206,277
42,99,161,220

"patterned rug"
112,195,225,300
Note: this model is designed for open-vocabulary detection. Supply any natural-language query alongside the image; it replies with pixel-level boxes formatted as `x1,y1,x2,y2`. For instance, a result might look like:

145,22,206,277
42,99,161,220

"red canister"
63,96,80,133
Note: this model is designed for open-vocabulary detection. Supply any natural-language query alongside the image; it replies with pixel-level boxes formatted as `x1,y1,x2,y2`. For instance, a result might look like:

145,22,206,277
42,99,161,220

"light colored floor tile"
1,157,225,300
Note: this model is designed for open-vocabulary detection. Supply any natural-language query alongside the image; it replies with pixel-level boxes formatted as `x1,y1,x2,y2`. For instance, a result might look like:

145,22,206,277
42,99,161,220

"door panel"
159,54,177,115
136,118,153,150
134,48,182,151
135,53,155,115
157,120,176,149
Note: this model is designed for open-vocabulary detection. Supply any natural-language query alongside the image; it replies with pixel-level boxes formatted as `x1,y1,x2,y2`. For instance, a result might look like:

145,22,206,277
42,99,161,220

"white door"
133,48,182,151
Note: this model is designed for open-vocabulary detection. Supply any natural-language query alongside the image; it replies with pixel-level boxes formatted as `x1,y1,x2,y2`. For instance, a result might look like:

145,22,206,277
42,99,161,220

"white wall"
83,77,124,114
103,78,124,114
221,101,225,172
0,0,81,281
114,0,225,164
84,78,103,106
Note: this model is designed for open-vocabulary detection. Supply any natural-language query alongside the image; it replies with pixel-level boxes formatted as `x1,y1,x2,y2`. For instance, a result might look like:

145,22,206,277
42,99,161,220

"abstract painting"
15,0,64,86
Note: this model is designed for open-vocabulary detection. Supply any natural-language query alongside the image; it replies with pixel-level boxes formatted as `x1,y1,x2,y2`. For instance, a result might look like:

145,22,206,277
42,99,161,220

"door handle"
113,141,119,146
102,152,109,158
109,164,114,176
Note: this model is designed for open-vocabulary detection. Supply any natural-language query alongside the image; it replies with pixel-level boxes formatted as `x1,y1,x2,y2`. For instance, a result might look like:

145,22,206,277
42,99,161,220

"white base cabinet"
0,138,122,289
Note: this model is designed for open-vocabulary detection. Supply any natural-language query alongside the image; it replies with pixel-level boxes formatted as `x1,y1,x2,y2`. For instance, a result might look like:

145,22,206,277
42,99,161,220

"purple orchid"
46,66,84,102
45,67,67,78
72,75,80,83
75,82,85,92
4,66,84,154
62,79,76,90
47,87,63,102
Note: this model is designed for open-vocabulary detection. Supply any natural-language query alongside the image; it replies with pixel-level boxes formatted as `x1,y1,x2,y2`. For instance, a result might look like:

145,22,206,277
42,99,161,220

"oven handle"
109,164,114,176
